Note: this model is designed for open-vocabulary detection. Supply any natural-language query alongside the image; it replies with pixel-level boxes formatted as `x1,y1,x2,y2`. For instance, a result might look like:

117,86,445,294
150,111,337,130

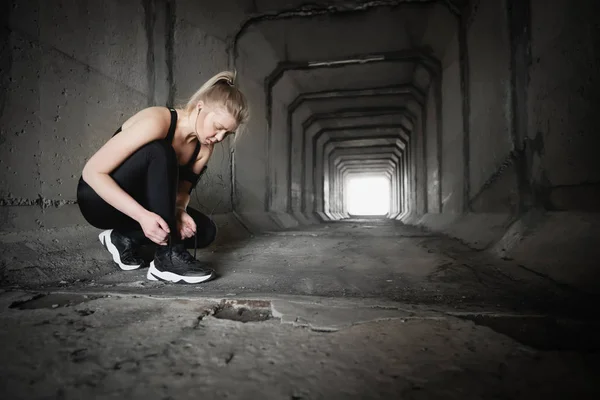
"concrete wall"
413,0,600,293
417,0,515,222
488,0,600,292
424,84,440,213
460,0,600,215
233,25,282,230
269,76,301,214
407,102,422,218
466,0,515,212
440,28,464,213
1,0,150,231
407,0,458,219
527,0,600,211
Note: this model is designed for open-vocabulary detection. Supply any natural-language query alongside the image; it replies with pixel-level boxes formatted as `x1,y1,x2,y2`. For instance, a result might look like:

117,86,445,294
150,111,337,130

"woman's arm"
81,111,168,222
175,152,212,239
176,184,192,212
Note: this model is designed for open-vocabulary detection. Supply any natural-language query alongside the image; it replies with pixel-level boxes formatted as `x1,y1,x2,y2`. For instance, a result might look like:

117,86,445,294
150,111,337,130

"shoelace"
165,232,199,263
121,236,142,261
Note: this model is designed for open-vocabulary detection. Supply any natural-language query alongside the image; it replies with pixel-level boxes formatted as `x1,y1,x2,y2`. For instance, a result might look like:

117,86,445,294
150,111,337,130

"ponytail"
182,70,249,129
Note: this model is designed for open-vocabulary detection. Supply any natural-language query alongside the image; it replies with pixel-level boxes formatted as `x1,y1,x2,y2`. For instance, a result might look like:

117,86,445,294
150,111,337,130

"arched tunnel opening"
1,0,600,398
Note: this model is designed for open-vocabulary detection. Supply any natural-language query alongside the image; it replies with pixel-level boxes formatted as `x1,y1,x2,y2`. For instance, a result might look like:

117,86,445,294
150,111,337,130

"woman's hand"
177,209,196,240
138,211,170,245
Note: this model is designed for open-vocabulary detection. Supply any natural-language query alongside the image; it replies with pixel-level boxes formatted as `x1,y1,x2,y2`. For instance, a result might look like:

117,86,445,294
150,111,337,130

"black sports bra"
113,107,207,192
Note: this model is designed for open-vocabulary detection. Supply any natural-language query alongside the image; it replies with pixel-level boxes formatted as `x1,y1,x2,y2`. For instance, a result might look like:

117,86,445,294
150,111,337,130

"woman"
76,71,249,284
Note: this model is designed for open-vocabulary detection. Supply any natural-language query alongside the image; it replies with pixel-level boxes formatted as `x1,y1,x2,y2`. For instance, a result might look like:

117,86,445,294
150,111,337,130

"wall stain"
0,194,76,209
141,0,155,106
469,148,522,207
526,130,548,208
0,1,12,135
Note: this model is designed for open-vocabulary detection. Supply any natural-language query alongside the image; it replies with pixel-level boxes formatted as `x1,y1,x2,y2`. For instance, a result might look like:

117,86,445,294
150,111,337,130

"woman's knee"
140,140,176,165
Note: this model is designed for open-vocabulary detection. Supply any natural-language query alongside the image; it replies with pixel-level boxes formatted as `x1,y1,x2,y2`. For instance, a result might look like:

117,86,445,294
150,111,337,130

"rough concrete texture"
440,30,464,214
1,221,599,399
492,211,600,294
425,83,440,213
413,212,514,250
2,0,600,396
232,27,279,215
1,221,594,315
469,161,520,214
466,0,513,202
257,4,428,61
0,292,599,400
1,0,149,211
413,210,600,295
270,75,301,213
528,0,600,210
1,203,84,233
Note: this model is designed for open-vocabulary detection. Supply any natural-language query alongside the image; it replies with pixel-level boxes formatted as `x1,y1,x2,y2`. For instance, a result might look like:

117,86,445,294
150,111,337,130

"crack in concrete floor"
1,221,599,398
3,221,589,313
0,291,599,399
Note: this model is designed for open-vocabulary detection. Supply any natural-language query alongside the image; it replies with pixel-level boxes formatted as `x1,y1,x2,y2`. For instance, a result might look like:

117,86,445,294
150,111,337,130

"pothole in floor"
9,293,107,310
209,299,274,323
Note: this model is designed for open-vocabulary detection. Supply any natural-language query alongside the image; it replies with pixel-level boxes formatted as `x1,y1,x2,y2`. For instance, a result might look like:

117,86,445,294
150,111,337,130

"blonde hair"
183,70,249,131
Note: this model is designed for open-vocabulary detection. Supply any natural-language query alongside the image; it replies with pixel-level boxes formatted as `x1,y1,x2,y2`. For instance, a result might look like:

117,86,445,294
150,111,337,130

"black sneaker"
98,229,145,271
147,242,214,284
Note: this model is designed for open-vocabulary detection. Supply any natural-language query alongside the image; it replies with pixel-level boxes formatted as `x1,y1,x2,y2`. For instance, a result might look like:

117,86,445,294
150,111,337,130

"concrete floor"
1,221,599,398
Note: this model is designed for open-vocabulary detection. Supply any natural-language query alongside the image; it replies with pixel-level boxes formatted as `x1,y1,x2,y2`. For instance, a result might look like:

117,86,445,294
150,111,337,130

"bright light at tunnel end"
346,175,391,217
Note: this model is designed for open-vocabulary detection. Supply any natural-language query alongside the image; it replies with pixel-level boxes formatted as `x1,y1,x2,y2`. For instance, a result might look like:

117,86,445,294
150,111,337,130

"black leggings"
76,140,216,249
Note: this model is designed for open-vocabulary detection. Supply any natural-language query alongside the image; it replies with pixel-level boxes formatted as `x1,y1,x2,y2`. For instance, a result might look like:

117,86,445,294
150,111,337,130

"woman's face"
195,103,238,145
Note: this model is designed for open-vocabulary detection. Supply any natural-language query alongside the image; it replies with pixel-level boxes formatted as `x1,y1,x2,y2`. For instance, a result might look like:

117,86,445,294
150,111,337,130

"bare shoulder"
121,106,171,132
82,107,174,176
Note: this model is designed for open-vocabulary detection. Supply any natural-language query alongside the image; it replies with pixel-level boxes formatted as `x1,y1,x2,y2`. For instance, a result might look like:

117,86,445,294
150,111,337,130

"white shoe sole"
98,229,143,271
147,261,214,284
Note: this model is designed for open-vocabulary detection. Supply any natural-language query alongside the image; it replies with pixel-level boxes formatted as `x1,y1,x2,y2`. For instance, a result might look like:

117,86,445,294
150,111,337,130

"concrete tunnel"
1,0,600,398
